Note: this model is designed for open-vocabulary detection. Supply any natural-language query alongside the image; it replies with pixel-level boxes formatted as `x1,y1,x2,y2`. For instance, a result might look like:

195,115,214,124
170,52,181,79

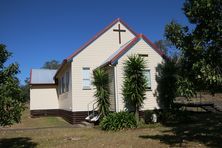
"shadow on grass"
0,137,38,148
139,112,222,147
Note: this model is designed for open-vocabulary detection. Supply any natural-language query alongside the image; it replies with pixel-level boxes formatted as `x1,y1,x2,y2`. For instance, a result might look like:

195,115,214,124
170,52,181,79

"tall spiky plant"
122,55,147,123
93,68,110,117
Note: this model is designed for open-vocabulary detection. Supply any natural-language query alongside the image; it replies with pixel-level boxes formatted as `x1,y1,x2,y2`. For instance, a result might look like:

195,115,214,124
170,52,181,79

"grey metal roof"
30,69,57,84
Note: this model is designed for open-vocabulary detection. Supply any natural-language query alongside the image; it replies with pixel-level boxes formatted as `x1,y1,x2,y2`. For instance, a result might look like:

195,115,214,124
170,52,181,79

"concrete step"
78,121,94,128
201,106,221,113
214,105,222,112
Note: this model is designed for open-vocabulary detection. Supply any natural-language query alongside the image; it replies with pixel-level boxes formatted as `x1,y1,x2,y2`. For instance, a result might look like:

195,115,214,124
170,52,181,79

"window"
58,70,70,94
82,67,91,89
144,69,151,89
58,79,61,94
65,71,69,92
139,54,148,57
62,76,65,93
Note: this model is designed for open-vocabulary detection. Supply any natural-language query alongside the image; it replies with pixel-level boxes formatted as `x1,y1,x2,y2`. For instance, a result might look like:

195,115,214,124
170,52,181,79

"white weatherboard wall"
115,39,163,111
30,85,59,110
71,21,135,111
57,64,72,111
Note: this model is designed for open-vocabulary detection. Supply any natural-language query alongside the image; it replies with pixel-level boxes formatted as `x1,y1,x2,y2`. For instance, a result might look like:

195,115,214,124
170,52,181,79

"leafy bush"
160,110,175,123
156,59,178,110
100,112,137,131
144,110,154,123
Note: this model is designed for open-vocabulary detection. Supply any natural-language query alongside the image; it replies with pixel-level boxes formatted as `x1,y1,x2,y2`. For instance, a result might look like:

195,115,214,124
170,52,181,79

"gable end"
66,18,137,61
102,34,166,67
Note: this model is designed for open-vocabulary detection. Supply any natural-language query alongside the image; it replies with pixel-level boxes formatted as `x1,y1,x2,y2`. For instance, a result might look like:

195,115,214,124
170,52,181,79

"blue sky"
0,0,188,85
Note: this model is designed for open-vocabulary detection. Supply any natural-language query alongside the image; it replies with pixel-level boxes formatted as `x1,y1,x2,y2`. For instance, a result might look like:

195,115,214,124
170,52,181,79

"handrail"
87,99,97,116
92,101,98,116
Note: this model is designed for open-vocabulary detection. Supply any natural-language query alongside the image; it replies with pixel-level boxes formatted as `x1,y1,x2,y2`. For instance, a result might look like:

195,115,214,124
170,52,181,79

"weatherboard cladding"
54,18,138,78
70,19,136,111
30,69,57,84
65,18,137,61
101,34,165,67
55,18,166,78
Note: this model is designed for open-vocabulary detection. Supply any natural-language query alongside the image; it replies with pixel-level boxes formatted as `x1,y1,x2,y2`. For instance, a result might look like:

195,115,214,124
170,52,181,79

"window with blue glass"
82,67,91,89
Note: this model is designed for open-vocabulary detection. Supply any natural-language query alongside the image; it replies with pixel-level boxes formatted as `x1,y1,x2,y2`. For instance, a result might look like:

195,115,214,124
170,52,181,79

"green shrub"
160,110,175,123
144,110,154,123
100,112,137,131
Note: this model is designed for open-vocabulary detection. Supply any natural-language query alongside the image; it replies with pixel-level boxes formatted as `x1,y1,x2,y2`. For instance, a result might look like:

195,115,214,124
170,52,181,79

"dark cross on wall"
113,24,126,44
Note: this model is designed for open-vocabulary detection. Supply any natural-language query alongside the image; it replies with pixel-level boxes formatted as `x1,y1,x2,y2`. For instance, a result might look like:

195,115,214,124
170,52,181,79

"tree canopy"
154,39,172,56
165,0,222,95
20,77,30,103
42,60,60,69
156,58,178,109
0,44,25,126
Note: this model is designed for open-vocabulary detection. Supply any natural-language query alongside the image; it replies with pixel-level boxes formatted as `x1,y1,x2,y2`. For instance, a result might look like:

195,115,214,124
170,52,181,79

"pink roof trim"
141,34,165,57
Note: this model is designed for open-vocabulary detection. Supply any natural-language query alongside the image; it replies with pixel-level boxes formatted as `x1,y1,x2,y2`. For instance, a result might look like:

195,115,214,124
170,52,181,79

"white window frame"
82,67,91,90
144,69,151,90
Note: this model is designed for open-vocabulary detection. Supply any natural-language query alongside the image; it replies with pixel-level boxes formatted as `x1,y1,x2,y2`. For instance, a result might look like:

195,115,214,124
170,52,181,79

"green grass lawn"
0,109,222,148
4,108,71,129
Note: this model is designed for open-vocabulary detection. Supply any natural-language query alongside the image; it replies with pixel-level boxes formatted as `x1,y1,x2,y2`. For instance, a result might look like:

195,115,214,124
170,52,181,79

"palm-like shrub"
122,55,147,123
92,68,110,117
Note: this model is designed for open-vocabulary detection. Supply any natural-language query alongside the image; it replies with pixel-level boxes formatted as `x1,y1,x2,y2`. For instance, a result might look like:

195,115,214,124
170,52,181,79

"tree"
20,77,30,103
122,55,147,123
92,68,110,117
154,40,171,56
42,60,60,69
165,0,222,95
0,44,25,126
156,58,178,109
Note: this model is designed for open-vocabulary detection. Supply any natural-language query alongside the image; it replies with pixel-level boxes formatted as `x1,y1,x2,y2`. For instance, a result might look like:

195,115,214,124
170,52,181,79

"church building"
30,18,165,124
